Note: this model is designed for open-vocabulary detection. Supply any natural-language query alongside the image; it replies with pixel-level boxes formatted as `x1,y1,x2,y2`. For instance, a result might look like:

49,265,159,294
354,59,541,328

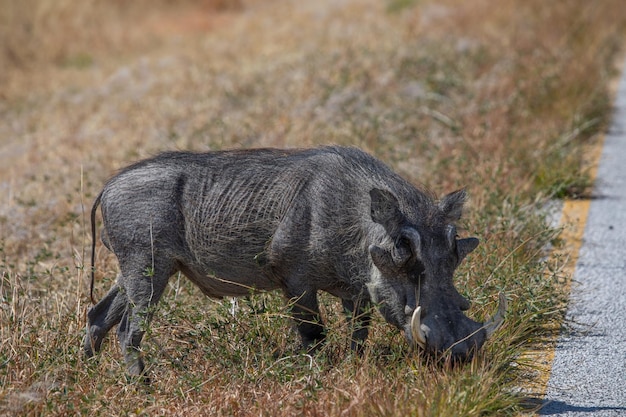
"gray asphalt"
540,61,626,415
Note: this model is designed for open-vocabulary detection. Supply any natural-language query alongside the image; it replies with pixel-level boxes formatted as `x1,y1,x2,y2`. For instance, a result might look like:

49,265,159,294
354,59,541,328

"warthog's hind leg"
116,260,174,377
83,279,127,357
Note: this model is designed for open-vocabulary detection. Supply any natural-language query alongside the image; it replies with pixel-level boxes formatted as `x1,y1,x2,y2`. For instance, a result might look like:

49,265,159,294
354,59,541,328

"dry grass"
1,0,626,415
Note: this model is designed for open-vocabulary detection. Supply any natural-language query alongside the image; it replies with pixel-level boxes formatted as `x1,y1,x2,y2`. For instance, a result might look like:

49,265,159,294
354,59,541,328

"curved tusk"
484,292,507,338
410,306,427,349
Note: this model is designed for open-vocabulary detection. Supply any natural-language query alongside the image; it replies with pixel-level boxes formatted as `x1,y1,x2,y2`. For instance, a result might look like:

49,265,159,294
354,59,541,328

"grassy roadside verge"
2,0,626,415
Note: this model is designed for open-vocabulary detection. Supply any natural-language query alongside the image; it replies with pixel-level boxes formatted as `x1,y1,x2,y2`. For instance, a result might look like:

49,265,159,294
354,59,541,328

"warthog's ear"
370,188,402,236
440,189,467,222
457,237,479,262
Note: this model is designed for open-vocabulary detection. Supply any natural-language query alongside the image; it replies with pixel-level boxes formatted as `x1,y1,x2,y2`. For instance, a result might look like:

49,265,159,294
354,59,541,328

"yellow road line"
530,199,591,398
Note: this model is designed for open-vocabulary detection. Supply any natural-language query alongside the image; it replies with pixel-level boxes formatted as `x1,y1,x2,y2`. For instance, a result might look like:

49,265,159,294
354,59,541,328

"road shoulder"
539,58,626,416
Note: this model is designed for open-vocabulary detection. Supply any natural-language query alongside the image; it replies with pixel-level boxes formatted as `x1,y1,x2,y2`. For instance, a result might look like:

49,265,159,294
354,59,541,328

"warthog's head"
366,188,505,360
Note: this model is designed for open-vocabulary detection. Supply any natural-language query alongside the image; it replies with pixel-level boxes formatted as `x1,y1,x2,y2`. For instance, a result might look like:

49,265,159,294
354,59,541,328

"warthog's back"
178,149,311,288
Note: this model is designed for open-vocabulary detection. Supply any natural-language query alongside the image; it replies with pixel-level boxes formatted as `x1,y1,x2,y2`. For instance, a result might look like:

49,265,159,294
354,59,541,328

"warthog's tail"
90,191,104,305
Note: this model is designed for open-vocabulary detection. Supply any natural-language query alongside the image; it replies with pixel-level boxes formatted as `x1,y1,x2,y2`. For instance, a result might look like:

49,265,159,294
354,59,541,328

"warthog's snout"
409,293,507,360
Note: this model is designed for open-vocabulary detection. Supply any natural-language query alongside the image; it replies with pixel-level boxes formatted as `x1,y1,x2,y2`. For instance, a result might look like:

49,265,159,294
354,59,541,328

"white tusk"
484,292,507,338
410,306,427,349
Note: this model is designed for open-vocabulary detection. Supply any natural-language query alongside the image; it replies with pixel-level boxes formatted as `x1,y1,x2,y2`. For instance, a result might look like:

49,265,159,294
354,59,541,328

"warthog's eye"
398,236,411,251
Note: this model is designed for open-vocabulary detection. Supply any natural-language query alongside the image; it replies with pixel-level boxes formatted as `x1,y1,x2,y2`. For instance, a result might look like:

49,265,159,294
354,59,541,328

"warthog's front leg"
342,297,371,354
286,286,325,351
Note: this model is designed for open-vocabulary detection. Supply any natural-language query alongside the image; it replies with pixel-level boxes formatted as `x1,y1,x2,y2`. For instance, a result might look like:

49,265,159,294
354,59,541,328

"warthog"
84,146,505,376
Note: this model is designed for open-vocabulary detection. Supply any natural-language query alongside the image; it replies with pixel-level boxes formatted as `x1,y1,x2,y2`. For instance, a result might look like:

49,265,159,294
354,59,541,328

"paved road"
540,61,626,415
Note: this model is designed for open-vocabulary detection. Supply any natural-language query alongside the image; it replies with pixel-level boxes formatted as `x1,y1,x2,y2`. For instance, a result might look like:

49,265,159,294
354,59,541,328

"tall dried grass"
1,0,625,415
